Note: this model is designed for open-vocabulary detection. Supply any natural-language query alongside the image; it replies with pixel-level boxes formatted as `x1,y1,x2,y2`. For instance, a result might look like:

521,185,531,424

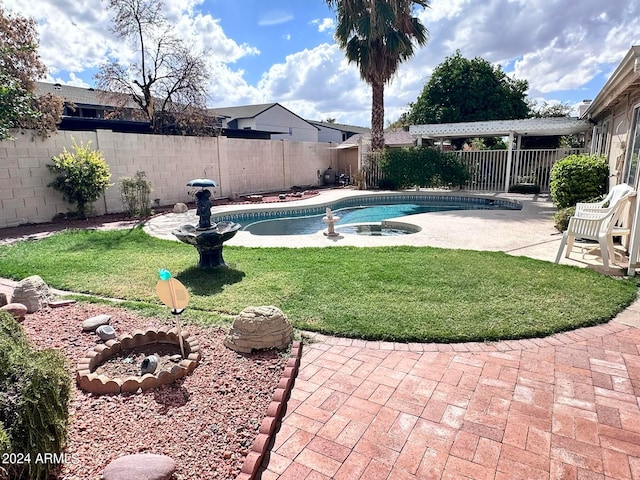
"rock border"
76,326,201,395
237,340,302,480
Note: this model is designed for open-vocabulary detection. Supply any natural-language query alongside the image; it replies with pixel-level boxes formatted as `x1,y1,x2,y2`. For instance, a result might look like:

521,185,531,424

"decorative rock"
141,355,159,375
173,202,188,213
49,299,77,308
11,275,50,313
82,314,111,332
102,453,176,480
224,305,293,353
96,325,117,341
0,303,28,321
0,292,8,307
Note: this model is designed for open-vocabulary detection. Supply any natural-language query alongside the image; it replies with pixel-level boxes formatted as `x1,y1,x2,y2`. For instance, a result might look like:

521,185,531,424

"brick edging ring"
237,340,303,480
76,327,201,395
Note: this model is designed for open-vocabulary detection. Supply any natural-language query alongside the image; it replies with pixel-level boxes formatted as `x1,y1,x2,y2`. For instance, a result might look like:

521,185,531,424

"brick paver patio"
260,304,640,479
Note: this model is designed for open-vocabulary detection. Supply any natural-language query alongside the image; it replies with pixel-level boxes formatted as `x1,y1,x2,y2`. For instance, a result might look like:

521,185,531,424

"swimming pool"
212,194,522,236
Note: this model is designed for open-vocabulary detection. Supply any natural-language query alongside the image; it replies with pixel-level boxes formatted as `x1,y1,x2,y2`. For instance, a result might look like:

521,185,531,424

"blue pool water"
216,196,520,236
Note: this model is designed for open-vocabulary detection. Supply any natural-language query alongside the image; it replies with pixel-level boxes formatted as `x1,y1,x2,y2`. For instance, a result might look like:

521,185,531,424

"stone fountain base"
76,327,200,395
172,221,241,268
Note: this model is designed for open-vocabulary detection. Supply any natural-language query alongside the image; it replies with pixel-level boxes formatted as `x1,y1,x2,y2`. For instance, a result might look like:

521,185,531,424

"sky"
4,0,640,128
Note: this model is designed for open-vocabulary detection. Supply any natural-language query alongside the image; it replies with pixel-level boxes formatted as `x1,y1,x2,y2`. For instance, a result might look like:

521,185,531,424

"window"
591,119,610,156
624,105,640,188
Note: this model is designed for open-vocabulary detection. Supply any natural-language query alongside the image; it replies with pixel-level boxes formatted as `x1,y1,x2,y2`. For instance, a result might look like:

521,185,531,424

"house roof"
212,103,318,131
335,130,416,149
307,120,370,135
409,117,591,138
211,103,279,120
35,81,138,109
582,45,640,120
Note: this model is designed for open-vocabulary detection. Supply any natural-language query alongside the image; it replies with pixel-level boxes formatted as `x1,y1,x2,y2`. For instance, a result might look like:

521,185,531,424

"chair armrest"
574,206,612,217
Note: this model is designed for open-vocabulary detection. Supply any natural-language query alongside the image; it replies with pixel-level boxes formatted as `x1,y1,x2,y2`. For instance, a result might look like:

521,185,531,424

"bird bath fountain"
323,207,340,237
172,179,241,268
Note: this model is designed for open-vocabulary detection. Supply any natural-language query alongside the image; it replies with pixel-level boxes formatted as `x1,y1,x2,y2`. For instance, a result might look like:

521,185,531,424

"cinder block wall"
0,129,338,228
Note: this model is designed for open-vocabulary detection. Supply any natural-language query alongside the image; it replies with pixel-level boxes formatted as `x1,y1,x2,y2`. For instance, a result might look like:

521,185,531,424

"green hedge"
0,311,71,480
550,154,608,209
379,147,470,190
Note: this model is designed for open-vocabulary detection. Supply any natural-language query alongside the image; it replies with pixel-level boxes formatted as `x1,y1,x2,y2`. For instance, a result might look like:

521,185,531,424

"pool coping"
210,191,522,228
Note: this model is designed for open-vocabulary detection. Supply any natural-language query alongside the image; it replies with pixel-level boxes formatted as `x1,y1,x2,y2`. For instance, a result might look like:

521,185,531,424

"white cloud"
258,11,294,27
312,18,335,33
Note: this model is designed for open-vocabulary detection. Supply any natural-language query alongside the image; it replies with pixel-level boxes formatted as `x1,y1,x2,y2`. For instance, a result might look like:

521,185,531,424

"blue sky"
4,0,640,127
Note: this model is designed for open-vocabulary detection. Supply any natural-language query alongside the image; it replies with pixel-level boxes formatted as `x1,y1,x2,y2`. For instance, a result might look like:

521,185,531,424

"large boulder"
103,454,175,480
11,275,50,313
224,305,293,353
173,203,188,213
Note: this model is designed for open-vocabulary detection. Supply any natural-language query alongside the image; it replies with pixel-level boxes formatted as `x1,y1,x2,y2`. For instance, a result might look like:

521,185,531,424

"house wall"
594,90,640,188
0,129,337,228
316,126,345,143
256,106,318,142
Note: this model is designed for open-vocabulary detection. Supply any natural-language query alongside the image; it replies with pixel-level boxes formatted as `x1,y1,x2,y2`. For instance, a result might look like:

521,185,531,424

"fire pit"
76,327,200,395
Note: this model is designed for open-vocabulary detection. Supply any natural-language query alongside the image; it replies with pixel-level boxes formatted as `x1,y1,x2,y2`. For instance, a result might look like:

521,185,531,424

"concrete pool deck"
143,188,616,269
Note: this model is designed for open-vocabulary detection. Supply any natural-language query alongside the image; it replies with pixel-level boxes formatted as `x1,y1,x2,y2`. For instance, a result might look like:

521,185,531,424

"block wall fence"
0,129,339,228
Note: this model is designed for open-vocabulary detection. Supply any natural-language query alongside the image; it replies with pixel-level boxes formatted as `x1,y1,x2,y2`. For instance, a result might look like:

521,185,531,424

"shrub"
379,147,469,190
508,183,541,194
549,154,608,209
553,206,576,232
47,138,112,218
120,171,153,218
0,311,71,480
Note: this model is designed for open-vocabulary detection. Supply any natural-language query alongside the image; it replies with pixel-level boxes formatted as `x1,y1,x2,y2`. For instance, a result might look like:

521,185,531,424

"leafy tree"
96,0,214,135
325,0,429,151
526,101,583,148
47,139,113,218
529,100,572,118
0,7,62,139
407,50,529,125
0,72,39,140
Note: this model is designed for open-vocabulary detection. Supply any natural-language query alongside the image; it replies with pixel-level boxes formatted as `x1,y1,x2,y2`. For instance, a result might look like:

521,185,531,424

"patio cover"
409,117,591,139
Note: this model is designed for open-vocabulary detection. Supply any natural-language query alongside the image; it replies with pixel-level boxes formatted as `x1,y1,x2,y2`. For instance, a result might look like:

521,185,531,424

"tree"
325,0,429,151
407,50,529,125
95,0,213,135
529,100,572,118
0,7,62,139
526,100,582,148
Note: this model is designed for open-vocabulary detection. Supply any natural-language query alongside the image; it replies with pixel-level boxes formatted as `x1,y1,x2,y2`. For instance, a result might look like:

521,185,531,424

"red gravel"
20,303,288,480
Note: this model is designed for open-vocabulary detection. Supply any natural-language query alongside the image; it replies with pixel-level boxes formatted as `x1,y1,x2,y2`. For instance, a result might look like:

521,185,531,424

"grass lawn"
0,227,636,342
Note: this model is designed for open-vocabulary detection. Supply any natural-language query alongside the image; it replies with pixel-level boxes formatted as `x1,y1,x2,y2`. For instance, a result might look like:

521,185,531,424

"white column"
504,132,515,192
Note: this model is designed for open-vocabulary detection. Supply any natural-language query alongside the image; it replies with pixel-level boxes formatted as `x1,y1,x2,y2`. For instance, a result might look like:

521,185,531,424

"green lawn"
0,227,636,342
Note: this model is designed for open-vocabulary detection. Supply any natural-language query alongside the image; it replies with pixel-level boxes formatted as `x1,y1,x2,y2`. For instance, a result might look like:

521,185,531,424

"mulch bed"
20,303,288,480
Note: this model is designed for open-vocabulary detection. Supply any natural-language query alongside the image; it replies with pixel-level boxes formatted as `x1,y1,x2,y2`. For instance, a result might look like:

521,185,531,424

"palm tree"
325,0,429,151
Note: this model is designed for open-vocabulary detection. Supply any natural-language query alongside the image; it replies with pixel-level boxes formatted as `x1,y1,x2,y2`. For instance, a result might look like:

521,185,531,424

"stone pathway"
260,305,640,479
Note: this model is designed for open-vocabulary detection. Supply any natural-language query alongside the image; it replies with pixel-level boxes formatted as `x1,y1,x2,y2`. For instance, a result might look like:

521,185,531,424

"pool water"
234,201,504,236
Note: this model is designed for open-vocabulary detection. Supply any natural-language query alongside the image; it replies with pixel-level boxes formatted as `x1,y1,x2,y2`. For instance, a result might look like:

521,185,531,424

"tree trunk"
371,80,385,151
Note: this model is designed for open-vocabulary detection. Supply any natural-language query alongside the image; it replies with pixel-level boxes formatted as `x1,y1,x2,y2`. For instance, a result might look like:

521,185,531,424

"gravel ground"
20,303,288,480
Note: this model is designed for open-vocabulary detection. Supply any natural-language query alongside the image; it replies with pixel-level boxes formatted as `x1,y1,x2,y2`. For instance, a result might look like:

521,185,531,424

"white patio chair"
574,183,634,216
555,190,635,269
